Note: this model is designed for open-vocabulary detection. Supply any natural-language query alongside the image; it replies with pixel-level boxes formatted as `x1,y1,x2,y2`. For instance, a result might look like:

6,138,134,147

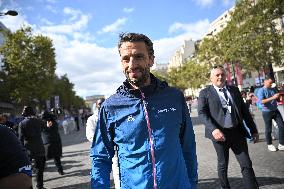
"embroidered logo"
127,115,135,122
157,107,176,114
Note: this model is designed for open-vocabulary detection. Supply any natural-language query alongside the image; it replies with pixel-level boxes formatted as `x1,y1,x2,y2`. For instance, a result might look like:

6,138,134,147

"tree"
151,70,168,82
52,74,85,110
167,67,188,91
197,0,284,75
0,26,56,105
219,0,284,71
167,60,209,91
197,36,224,67
182,60,210,89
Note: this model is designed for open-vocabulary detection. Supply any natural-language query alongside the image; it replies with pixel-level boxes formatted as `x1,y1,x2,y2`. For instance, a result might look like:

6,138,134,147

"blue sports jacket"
90,76,198,189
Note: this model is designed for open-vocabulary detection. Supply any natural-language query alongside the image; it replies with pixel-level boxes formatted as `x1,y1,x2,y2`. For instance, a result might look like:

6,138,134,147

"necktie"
220,88,229,102
219,88,239,127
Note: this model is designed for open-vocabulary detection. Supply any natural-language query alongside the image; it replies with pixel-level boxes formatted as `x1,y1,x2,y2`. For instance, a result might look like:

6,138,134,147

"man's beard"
124,67,150,88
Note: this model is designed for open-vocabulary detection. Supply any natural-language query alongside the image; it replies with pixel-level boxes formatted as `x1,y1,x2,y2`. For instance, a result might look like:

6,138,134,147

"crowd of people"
1,32,284,189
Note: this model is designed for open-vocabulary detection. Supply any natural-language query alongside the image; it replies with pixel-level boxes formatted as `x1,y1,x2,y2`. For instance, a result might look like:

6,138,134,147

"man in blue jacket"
90,32,198,189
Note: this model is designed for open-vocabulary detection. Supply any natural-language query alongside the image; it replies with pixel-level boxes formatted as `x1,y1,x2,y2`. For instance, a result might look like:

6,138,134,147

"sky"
0,0,235,98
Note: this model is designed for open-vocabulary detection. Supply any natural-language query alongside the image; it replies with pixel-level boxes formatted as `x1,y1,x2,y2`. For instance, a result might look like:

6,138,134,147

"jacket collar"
117,73,168,98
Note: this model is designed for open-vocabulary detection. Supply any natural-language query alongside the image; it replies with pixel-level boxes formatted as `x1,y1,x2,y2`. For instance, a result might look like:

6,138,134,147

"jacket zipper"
140,90,157,189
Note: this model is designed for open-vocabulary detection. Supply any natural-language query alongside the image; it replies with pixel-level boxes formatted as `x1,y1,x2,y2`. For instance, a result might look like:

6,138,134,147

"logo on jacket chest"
127,115,135,122
157,107,176,114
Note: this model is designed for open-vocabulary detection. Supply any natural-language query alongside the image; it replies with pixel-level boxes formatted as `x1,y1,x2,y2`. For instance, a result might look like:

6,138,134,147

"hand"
252,133,259,143
47,121,53,127
273,93,280,100
212,129,226,142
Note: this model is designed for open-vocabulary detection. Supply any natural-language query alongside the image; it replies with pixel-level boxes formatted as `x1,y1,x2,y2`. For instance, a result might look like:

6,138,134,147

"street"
40,108,284,189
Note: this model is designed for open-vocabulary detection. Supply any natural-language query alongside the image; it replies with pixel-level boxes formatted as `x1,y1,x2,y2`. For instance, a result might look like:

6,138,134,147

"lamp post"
0,10,18,17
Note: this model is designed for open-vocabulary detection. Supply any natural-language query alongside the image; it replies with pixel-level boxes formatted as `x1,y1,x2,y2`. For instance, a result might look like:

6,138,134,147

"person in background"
241,91,255,143
86,98,120,189
86,98,105,142
19,106,46,189
0,124,32,189
74,111,80,131
41,110,64,175
257,76,284,152
90,32,197,189
198,66,259,189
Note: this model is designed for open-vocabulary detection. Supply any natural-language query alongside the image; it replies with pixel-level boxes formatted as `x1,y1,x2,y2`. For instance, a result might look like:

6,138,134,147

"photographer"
41,110,64,175
18,106,46,189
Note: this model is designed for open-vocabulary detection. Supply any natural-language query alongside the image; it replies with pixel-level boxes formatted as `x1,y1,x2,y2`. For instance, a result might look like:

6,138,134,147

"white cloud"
194,0,234,7
0,13,31,32
0,0,14,8
63,7,81,22
123,7,134,13
154,19,210,63
98,17,127,34
194,0,214,7
45,0,57,3
168,19,210,38
221,0,235,6
45,5,57,13
40,14,90,35
40,17,54,25
54,41,124,97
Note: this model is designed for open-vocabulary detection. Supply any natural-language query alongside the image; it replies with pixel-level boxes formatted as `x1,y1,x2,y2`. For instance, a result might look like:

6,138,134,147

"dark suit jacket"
198,85,258,140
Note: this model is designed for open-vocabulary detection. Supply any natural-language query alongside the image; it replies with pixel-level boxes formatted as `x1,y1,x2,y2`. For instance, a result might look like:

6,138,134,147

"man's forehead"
120,41,146,48
212,68,225,75
265,79,273,83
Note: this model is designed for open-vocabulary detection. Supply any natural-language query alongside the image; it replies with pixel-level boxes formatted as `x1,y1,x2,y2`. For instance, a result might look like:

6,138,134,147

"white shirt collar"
213,84,227,92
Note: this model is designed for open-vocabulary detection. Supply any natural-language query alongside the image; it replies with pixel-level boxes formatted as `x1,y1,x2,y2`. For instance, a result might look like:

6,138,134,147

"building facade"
168,39,196,69
85,95,105,112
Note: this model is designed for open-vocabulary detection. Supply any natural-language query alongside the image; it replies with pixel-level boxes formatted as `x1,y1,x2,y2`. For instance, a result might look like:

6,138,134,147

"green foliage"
167,66,188,90
197,37,224,66
0,26,56,105
197,0,284,71
0,26,85,109
151,70,168,82
52,74,85,109
167,60,210,91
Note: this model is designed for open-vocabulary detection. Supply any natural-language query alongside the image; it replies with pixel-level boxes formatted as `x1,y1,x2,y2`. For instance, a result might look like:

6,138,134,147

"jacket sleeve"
235,88,258,135
90,106,115,189
198,89,217,134
180,96,198,188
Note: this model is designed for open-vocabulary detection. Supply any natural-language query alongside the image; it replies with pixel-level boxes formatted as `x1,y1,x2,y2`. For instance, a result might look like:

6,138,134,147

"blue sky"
0,0,235,98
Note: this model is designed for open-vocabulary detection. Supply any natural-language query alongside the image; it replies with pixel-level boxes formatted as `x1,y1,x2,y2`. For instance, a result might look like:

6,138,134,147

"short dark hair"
212,65,224,69
21,106,35,117
264,76,274,81
97,98,105,106
118,32,154,57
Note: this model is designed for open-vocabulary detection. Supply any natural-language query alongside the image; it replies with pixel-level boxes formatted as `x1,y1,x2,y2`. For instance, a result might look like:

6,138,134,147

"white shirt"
213,85,234,128
86,109,99,142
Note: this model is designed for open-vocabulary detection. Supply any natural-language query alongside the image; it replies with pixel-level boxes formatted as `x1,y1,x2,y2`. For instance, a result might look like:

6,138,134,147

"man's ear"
149,55,155,67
